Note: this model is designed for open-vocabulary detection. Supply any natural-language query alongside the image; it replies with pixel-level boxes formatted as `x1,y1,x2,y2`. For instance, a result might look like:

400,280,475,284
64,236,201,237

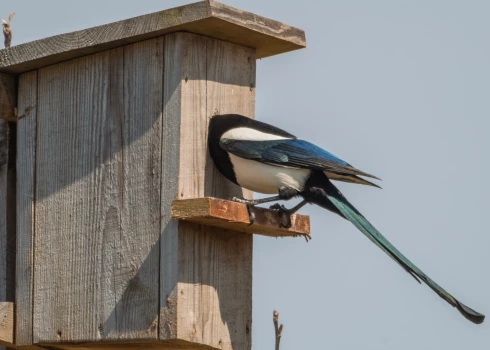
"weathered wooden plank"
16,70,37,347
160,32,255,350
159,32,184,341
39,339,213,349
33,51,114,344
205,38,256,200
172,198,310,238
209,1,305,59
0,74,15,350
176,222,252,349
193,36,255,350
33,38,164,345
0,302,14,346
0,1,306,74
0,73,15,311
115,37,163,339
94,46,124,342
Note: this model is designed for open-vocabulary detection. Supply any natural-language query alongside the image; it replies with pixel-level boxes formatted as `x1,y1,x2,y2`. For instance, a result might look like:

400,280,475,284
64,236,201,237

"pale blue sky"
9,0,490,349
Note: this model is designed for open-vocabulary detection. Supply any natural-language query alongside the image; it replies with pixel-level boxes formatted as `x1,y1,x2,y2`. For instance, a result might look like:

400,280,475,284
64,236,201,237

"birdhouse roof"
0,1,306,75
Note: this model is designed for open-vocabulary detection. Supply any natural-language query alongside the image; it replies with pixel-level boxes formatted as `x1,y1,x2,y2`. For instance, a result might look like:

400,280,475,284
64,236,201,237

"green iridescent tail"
322,179,484,324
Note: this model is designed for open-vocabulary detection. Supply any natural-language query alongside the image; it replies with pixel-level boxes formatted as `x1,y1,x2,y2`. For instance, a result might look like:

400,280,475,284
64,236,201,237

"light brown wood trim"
172,197,311,238
0,1,306,75
0,302,14,346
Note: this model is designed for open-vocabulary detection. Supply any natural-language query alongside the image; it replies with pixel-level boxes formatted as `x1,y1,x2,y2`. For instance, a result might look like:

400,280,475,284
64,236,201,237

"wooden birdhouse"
0,2,308,349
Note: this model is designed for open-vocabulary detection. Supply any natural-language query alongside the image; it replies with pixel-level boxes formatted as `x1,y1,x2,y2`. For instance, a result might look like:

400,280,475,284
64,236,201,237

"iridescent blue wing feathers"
220,138,380,186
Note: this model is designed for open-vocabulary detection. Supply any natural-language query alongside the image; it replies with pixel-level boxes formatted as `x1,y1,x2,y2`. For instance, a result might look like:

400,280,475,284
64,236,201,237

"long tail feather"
322,179,484,324
324,171,382,189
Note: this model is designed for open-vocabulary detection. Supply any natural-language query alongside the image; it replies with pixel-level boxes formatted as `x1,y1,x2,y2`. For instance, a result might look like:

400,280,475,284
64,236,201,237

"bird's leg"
232,187,300,226
231,195,282,206
231,187,299,206
270,199,308,229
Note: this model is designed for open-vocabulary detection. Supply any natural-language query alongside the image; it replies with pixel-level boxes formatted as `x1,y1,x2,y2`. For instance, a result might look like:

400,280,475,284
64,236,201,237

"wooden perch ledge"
172,197,311,238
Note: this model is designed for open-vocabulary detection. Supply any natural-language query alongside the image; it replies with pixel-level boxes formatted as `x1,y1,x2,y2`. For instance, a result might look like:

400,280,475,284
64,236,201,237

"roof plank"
0,1,306,74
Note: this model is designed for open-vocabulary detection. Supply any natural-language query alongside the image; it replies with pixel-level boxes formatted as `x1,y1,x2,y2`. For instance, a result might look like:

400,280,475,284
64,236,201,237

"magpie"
208,113,484,324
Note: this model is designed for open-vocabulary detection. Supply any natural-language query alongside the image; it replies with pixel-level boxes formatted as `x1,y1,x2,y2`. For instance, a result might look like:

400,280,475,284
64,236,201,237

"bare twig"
273,310,284,350
2,12,15,48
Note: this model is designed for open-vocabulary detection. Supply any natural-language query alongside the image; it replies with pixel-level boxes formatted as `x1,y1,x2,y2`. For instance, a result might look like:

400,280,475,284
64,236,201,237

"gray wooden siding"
16,32,255,350
160,32,255,350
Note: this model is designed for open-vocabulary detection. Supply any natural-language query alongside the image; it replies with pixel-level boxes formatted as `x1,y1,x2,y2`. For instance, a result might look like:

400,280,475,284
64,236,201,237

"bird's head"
209,114,253,140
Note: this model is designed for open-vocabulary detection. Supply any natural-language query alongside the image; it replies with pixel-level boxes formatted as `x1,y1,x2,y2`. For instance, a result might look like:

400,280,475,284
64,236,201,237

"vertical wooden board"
0,73,15,350
160,33,184,341
160,32,208,343
160,33,255,350
205,38,256,200
16,70,38,346
115,38,163,339
33,51,122,343
0,73,16,301
34,40,164,344
191,37,254,350
98,47,124,340
205,43,256,348
177,222,253,349
175,33,208,202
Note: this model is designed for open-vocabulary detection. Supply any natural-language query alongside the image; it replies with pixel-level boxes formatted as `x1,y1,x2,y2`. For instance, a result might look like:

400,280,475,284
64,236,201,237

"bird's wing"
220,138,380,181
320,178,484,324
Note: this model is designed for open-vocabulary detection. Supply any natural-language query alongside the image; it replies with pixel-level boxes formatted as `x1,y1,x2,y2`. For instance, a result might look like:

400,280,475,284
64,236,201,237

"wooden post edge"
172,197,311,239
0,302,14,346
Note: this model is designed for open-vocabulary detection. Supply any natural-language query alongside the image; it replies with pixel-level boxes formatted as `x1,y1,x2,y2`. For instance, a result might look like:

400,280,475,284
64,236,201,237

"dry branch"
1,12,14,48
273,310,284,350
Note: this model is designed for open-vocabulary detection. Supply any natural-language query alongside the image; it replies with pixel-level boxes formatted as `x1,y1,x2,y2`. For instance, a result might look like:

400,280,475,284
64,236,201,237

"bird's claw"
231,196,258,206
231,197,257,225
269,203,292,229
246,205,256,226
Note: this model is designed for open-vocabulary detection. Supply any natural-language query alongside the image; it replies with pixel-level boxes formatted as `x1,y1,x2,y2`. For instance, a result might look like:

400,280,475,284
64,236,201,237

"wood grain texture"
12,31,260,349
0,1,306,74
33,39,163,344
159,33,184,341
0,302,14,346
172,198,310,238
205,38,256,200
179,36,256,350
33,50,115,344
0,73,15,350
15,70,37,347
115,38,163,340
39,339,217,349
160,32,254,350
0,73,15,313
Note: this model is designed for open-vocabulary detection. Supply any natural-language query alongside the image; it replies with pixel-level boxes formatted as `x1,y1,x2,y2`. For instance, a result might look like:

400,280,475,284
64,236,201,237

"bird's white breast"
228,154,311,194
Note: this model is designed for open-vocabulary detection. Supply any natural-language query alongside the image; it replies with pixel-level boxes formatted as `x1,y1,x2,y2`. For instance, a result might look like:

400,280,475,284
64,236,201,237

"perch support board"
172,197,311,238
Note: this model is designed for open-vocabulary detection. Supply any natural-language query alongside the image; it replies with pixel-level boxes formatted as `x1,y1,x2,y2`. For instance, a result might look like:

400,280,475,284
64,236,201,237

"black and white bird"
207,113,484,324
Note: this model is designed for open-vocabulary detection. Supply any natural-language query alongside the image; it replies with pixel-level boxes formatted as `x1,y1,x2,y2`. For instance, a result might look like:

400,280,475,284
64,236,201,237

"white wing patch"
221,127,292,141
